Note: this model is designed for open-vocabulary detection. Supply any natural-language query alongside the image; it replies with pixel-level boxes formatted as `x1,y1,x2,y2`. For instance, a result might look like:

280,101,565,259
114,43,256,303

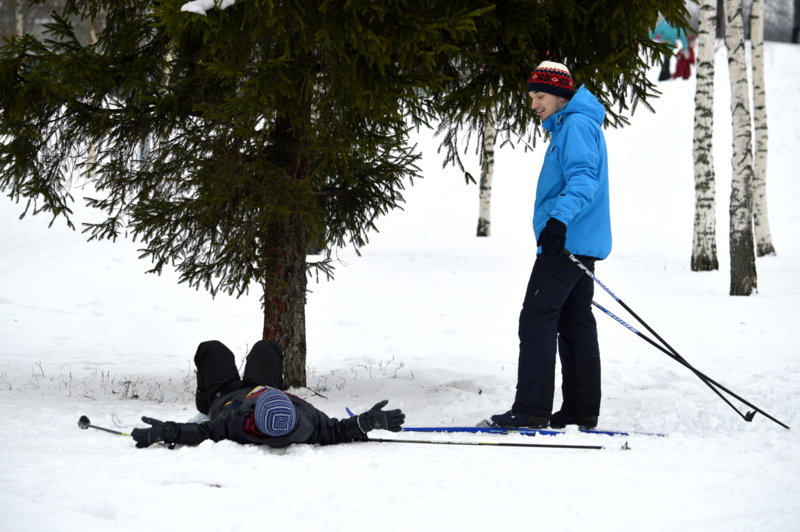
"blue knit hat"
254,388,297,437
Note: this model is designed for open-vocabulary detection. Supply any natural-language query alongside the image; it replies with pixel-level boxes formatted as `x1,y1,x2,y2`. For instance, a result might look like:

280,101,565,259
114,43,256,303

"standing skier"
132,340,405,448
491,61,612,430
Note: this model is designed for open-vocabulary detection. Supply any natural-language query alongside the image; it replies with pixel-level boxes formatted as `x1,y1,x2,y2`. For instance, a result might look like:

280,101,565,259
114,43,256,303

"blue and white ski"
401,423,666,438
344,408,665,437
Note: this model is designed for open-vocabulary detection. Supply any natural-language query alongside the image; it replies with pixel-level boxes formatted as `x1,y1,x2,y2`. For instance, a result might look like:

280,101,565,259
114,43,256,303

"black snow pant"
658,57,671,81
512,254,601,419
194,340,284,415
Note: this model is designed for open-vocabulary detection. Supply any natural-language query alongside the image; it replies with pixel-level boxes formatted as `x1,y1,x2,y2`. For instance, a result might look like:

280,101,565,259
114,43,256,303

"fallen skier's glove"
131,416,179,448
357,400,405,433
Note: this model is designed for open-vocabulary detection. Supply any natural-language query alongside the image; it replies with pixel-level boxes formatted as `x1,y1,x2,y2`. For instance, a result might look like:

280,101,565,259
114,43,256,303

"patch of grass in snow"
307,356,413,393
10,356,416,403
17,360,197,404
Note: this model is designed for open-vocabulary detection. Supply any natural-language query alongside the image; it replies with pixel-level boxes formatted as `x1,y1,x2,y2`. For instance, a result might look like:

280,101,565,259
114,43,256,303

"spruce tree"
1,0,689,386
435,0,690,170
0,0,485,386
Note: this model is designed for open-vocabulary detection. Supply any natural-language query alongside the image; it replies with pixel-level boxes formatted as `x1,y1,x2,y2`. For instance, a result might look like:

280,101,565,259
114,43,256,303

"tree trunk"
724,0,757,296
750,0,775,257
476,103,497,237
793,0,800,43
691,0,719,272
716,0,726,39
14,0,24,35
87,19,98,180
262,216,308,389
262,117,309,388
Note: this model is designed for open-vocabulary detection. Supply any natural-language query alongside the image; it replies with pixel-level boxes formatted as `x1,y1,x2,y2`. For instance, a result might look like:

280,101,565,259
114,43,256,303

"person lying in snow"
131,339,405,448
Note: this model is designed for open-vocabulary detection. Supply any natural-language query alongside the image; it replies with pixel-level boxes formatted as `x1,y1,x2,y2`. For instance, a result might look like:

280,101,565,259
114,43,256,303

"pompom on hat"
254,388,297,437
527,61,575,100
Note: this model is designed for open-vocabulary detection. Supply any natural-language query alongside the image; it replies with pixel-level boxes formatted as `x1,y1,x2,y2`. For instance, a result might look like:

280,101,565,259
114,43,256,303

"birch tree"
86,18,98,181
476,102,497,237
724,0,757,295
14,0,24,35
750,0,775,256
691,0,719,272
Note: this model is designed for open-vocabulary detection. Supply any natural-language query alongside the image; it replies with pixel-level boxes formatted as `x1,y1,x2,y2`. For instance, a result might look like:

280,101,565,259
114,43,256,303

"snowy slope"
1,43,799,531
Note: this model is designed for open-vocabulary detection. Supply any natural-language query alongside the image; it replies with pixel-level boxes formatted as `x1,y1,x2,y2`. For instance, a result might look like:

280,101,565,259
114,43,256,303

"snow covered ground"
2,43,799,531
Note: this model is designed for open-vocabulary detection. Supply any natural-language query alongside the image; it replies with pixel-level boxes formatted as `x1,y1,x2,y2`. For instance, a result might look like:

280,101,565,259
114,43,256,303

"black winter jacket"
172,387,367,448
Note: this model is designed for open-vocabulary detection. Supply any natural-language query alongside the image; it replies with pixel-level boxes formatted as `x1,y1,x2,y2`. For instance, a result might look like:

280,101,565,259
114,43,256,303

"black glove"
537,218,567,255
131,416,179,448
357,400,405,433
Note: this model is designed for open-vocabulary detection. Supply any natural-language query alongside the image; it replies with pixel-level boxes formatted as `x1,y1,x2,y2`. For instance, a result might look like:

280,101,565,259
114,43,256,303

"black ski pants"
512,254,601,418
194,339,284,415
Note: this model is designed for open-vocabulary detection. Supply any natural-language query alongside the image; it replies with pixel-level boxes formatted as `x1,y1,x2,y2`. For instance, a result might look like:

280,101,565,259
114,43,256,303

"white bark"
692,0,719,272
15,0,24,35
724,0,757,295
476,103,497,237
87,20,99,180
750,0,775,256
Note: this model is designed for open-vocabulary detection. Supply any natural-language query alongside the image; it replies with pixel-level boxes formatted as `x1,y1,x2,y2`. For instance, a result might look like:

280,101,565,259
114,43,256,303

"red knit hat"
527,61,575,100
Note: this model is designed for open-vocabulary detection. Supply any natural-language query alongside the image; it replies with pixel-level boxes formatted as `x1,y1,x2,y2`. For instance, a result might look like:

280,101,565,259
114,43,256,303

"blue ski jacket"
534,85,612,259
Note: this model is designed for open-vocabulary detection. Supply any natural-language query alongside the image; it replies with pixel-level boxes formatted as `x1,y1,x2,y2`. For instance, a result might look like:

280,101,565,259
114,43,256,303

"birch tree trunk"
691,0,719,272
87,20,98,180
724,0,757,295
750,0,775,256
14,0,24,35
476,104,497,237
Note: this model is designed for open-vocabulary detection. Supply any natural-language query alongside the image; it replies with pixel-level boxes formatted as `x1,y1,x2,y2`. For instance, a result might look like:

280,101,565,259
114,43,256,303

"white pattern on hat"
527,61,575,99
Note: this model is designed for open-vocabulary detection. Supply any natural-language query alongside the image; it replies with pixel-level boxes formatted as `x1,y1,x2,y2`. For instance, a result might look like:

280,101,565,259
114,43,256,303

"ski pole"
78,415,131,436
591,301,769,425
572,253,789,429
594,285,789,430
78,415,176,447
568,252,748,412
566,253,790,429
368,437,608,450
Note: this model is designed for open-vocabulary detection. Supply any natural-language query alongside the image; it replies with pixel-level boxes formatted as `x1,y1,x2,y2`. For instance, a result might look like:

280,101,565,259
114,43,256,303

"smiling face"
528,91,568,121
